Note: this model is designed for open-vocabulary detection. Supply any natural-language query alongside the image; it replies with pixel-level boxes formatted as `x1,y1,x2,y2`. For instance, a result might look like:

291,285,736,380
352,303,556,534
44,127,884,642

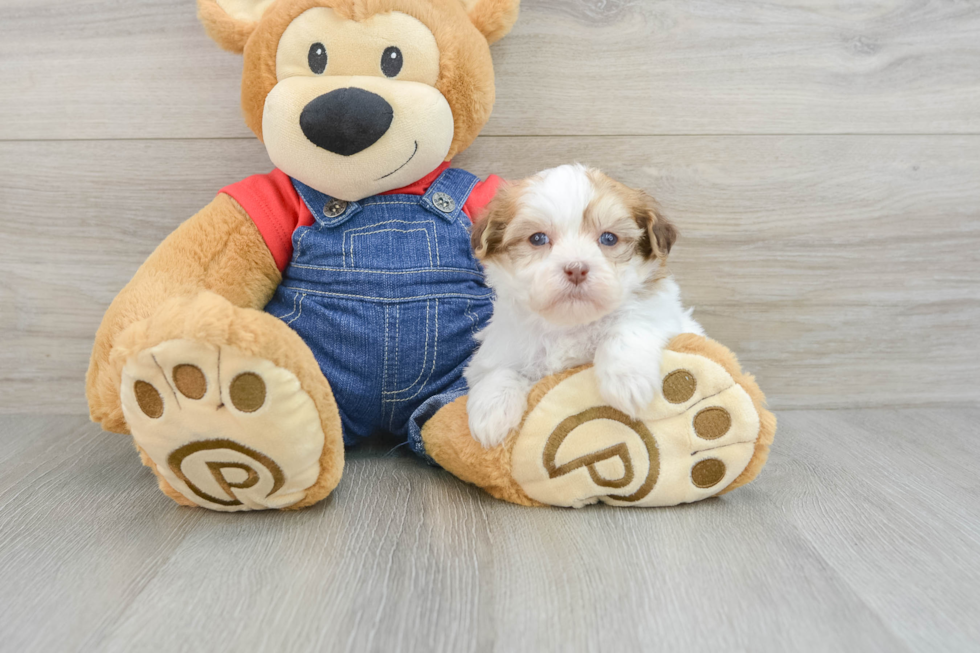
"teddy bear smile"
375,140,419,181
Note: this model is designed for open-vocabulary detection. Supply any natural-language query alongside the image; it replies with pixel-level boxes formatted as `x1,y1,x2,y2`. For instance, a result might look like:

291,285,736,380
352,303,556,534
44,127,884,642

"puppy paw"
467,374,530,448
595,359,661,418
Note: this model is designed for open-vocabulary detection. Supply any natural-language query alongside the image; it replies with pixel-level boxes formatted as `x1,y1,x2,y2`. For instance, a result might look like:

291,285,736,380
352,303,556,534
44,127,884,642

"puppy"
465,164,704,447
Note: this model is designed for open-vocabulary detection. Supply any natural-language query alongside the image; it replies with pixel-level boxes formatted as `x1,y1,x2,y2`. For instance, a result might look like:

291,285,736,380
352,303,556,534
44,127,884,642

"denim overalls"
264,168,494,457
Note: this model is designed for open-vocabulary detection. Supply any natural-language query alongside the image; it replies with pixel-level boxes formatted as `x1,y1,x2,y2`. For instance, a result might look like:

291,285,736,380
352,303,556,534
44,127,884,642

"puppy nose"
300,88,393,156
564,262,590,285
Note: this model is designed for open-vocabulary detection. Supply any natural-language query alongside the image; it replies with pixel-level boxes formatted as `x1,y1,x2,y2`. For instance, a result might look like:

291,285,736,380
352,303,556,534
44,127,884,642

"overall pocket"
342,218,440,271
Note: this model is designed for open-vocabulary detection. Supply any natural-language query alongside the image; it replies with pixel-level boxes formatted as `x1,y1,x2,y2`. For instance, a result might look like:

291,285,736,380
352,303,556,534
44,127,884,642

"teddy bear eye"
529,232,550,246
308,43,327,74
381,46,403,78
599,232,619,246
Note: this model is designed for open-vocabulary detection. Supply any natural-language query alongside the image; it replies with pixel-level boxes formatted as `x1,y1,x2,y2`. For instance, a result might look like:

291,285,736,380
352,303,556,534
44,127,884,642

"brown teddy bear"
86,0,775,511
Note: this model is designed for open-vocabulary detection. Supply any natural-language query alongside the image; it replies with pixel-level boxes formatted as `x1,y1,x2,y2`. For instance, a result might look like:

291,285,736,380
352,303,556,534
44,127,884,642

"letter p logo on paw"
510,355,760,508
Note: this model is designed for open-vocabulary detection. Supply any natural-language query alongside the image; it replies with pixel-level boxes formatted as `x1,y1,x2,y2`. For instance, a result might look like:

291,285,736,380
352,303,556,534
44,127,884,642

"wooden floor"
1,409,978,652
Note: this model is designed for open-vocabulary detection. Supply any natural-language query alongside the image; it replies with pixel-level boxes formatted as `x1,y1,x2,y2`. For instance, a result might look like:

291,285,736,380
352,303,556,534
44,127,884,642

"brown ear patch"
633,197,677,260
471,181,522,259
584,169,676,260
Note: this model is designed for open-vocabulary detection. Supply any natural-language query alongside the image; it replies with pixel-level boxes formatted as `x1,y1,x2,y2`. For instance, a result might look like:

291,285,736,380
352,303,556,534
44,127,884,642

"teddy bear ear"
462,0,521,45
197,0,276,53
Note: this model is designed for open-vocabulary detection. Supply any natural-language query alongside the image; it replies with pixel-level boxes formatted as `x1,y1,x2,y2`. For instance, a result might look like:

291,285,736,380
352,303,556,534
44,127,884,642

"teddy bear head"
198,0,520,201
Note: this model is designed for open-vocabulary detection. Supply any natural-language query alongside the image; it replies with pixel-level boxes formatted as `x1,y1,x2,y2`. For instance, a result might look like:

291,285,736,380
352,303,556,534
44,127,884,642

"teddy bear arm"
86,193,282,433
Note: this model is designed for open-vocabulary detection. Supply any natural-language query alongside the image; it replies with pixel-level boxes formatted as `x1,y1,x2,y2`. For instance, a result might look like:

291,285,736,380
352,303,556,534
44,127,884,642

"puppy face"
473,165,677,327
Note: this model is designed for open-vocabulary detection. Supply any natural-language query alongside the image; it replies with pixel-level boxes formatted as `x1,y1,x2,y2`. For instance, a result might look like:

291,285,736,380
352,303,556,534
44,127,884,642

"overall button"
324,200,348,218
432,192,456,213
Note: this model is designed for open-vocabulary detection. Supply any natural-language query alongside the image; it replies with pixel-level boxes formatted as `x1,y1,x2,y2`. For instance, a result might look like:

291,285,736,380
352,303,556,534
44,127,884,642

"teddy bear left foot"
422,334,775,508
121,339,330,511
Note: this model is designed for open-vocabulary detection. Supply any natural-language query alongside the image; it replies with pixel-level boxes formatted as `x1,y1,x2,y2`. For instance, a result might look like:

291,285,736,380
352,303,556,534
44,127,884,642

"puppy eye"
381,46,403,78
599,232,619,246
308,43,327,74
529,232,550,246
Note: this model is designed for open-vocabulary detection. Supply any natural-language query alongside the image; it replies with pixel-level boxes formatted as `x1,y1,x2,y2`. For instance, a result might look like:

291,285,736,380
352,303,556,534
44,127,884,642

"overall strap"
419,168,481,223
291,178,363,228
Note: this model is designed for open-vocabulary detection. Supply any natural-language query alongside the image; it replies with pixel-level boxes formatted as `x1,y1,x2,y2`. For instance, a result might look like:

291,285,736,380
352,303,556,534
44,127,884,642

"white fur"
466,165,704,448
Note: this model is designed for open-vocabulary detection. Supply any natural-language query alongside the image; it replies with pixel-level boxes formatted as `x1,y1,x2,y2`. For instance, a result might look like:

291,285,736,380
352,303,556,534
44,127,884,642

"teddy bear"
85,0,775,511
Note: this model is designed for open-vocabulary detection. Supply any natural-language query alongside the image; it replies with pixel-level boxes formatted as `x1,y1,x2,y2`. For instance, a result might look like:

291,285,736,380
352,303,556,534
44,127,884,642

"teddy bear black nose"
299,88,394,156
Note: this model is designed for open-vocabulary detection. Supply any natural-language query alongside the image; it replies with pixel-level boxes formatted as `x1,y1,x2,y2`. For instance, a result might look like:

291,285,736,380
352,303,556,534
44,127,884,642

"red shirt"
221,162,502,272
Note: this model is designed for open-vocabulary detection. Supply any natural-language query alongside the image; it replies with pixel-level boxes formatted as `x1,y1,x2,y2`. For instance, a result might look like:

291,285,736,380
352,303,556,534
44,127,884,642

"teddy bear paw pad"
120,339,325,511
510,351,760,508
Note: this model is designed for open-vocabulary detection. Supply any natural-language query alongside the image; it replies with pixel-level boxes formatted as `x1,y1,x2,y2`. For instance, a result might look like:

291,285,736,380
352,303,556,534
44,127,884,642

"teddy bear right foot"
121,339,337,511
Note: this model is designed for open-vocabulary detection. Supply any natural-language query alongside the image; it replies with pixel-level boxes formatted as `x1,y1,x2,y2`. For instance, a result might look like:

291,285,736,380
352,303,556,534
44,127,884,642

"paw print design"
510,351,761,508
120,339,326,511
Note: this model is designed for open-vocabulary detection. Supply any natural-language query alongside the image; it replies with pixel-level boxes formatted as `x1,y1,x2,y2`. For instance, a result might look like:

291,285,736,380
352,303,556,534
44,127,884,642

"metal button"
324,200,348,218
432,192,456,213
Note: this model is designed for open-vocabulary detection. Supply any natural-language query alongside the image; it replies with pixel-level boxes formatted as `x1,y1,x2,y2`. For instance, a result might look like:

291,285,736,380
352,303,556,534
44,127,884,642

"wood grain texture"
2,0,980,140
1,136,978,413
1,410,978,652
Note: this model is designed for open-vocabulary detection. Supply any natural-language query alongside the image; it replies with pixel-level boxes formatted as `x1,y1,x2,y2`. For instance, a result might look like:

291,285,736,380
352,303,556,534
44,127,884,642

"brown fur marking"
471,180,523,258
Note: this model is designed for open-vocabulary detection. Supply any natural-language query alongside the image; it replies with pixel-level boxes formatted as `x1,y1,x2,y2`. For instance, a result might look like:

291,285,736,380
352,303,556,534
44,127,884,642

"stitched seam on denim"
386,305,400,429
382,305,391,425
359,201,421,207
342,219,436,269
383,300,428,398
424,172,479,223
395,299,439,404
294,226,312,259
394,305,402,400
434,226,441,265
384,299,438,405
288,264,485,278
269,289,299,321
349,228,434,268
343,218,437,232
458,177,480,224
278,286,493,302
283,293,307,326
394,304,401,420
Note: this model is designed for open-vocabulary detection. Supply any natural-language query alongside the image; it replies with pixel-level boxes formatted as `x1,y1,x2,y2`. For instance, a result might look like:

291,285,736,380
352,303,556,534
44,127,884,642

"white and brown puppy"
465,164,704,447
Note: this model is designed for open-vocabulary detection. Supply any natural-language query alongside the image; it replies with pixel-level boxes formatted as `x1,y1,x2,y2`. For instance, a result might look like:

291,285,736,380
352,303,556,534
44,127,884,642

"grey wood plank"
1,136,978,413
2,0,980,140
26,420,901,653
5,410,980,651
0,416,204,653
770,409,980,652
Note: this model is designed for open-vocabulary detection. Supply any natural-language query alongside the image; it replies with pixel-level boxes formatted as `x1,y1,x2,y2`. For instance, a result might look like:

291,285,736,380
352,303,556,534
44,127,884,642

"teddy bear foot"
121,339,331,511
422,334,776,508
107,291,345,512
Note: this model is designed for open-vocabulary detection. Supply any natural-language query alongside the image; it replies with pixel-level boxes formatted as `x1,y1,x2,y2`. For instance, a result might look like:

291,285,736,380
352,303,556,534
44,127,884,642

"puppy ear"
634,195,678,260
471,185,518,259
197,0,274,53
461,0,521,44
